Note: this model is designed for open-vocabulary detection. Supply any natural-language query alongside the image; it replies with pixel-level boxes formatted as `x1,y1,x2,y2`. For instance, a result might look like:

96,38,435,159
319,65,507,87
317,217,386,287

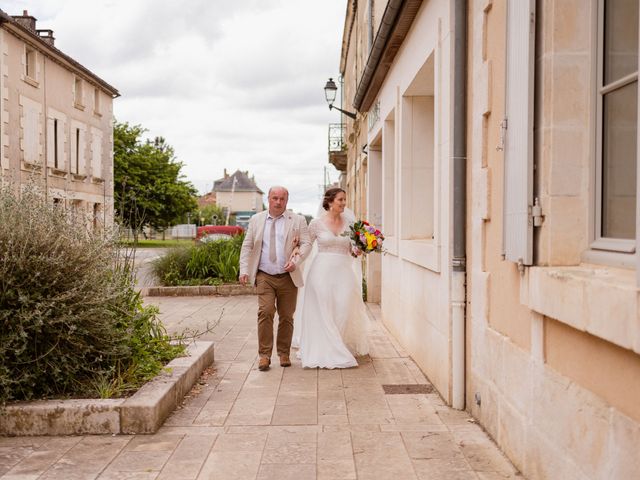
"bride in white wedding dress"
292,187,370,369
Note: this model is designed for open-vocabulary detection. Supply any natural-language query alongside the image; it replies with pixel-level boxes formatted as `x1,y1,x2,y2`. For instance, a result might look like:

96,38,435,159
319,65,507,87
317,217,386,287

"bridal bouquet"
345,220,385,257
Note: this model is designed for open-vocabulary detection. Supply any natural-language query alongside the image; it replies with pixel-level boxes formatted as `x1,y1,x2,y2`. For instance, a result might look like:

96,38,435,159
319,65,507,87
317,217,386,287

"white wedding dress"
292,214,370,369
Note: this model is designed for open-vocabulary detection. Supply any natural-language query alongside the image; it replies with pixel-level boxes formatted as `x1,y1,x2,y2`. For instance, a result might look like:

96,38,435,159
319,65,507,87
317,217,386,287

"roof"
213,170,264,194
0,9,119,97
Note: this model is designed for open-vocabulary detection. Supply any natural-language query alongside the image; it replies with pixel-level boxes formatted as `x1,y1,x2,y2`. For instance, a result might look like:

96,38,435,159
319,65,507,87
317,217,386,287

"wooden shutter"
46,117,55,167
91,128,103,179
503,0,535,266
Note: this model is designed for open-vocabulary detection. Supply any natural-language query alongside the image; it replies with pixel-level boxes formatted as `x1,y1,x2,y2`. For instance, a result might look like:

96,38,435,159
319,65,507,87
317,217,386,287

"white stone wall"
368,0,454,402
467,0,640,478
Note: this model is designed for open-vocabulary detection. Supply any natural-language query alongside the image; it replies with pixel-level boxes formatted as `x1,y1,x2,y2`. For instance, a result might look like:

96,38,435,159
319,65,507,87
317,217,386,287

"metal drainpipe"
451,0,467,411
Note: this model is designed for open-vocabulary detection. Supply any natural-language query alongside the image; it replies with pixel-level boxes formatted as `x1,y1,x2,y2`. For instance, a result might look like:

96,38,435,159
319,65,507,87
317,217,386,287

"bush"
0,184,183,403
153,234,244,285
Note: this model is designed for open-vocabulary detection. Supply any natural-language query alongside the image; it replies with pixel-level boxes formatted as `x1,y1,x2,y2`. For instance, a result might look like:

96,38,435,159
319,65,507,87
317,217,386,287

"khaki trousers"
256,271,298,359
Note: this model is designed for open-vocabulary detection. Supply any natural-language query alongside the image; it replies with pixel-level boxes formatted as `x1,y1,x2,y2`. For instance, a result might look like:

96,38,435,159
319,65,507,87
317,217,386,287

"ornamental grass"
0,183,183,403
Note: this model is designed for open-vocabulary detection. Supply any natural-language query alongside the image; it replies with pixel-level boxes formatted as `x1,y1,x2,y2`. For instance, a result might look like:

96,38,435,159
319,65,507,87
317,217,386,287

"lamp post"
324,78,357,119
225,175,238,226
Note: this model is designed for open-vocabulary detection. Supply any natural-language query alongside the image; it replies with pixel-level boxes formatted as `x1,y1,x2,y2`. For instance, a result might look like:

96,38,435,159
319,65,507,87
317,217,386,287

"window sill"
74,103,85,111
91,176,104,184
93,110,102,118
72,173,87,181
526,264,640,355
48,167,67,178
399,238,440,272
21,161,42,172
22,75,39,88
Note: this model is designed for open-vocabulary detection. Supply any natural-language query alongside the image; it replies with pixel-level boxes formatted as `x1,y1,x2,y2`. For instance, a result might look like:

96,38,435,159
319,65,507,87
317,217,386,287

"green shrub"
0,184,183,403
152,234,244,286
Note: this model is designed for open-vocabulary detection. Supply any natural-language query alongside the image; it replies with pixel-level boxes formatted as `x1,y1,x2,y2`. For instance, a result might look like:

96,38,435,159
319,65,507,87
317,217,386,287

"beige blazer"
239,210,312,288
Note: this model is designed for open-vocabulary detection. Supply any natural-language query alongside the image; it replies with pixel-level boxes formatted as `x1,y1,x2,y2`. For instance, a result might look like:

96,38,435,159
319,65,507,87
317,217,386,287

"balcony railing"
328,123,346,152
327,123,347,172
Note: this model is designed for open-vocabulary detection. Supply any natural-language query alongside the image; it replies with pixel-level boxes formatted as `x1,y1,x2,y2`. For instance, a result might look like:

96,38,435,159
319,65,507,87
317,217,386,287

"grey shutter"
504,0,535,266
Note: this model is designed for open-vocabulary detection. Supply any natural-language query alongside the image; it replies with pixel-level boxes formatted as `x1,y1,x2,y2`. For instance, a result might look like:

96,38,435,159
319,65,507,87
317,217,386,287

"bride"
292,187,370,369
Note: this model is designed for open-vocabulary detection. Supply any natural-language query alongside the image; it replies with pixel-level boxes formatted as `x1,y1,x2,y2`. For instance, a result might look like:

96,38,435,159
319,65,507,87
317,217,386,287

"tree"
196,204,226,226
114,121,197,238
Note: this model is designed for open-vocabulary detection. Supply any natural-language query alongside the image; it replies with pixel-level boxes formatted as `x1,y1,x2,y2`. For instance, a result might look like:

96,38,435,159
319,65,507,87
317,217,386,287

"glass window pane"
604,0,639,84
602,81,638,239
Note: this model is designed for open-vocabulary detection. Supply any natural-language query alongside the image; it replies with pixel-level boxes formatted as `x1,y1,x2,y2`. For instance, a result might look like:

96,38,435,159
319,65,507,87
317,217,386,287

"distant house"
209,169,264,227
0,9,119,227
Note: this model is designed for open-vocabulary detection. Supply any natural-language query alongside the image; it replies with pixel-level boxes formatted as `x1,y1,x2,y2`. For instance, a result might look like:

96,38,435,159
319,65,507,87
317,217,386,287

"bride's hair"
322,187,346,210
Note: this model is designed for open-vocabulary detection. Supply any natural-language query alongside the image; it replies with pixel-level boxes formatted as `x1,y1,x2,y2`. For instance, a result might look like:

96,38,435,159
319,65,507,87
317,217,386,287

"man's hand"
283,261,297,272
239,274,249,286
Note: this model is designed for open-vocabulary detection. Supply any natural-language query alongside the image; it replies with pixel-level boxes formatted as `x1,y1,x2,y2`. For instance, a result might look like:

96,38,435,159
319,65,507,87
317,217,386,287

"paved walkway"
0,296,521,480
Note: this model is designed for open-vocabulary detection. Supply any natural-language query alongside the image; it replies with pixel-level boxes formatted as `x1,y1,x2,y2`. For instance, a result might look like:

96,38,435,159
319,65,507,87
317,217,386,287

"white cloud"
3,0,346,215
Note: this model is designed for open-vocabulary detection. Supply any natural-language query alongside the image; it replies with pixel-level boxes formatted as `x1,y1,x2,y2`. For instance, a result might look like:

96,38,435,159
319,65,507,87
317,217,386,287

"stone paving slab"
0,295,523,479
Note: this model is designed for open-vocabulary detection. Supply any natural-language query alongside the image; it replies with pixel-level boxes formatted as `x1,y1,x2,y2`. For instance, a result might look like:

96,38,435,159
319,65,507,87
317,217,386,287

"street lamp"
324,78,357,120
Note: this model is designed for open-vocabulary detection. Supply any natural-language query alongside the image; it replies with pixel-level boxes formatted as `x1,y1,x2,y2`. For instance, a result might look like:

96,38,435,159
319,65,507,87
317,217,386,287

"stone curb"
144,284,256,296
0,341,214,436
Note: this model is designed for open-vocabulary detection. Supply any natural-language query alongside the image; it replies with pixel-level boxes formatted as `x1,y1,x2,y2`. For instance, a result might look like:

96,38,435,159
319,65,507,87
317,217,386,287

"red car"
196,225,244,242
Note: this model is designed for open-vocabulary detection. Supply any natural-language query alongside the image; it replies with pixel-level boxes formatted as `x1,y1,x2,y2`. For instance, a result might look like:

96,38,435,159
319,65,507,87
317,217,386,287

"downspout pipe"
451,0,467,410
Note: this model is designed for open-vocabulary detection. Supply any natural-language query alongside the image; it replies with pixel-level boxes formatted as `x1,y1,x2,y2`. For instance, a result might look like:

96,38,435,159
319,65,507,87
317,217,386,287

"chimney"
37,29,55,46
224,168,228,178
12,10,37,32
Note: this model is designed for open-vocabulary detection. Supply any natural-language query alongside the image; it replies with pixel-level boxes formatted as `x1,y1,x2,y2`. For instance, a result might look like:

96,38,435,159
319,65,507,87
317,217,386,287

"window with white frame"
25,46,36,81
595,0,638,250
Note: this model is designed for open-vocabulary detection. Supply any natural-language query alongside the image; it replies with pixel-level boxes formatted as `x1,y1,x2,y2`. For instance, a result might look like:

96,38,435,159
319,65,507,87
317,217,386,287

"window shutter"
503,0,535,266
79,127,86,174
91,128,102,179
46,117,54,167
23,105,39,164
58,119,66,171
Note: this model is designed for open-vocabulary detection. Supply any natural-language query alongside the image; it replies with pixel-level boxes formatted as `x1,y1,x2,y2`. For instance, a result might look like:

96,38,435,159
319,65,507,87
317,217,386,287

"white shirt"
258,213,286,275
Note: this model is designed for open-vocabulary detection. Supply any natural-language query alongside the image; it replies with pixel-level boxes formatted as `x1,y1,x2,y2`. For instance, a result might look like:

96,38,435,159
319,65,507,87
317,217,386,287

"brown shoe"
258,357,270,371
279,354,291,367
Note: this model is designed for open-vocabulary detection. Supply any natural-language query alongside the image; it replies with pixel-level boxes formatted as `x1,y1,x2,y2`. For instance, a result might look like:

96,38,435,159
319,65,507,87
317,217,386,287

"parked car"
196,225,244,243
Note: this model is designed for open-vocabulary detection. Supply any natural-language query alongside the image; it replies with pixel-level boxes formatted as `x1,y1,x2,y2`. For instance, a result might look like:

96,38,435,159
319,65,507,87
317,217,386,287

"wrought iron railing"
328,123,346,153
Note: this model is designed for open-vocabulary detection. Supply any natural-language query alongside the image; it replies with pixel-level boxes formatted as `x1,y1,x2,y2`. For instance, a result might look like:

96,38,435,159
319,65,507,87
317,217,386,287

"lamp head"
324,78,338,107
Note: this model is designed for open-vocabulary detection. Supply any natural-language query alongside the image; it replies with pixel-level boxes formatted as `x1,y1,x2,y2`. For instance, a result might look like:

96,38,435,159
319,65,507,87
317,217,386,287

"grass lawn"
121,239,194,248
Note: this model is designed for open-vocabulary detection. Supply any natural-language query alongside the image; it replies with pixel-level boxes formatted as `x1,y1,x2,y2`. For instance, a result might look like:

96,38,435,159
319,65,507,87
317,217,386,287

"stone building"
210,169,264,227
332,0,639,477
0,10,119,226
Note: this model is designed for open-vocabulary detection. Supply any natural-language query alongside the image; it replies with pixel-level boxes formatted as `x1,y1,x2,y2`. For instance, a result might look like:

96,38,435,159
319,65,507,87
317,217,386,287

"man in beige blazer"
239,186,312,371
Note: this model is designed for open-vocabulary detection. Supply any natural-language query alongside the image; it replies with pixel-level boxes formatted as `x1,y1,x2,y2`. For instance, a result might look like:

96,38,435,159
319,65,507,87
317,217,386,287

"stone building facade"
0,10,119,226
333,0,640,477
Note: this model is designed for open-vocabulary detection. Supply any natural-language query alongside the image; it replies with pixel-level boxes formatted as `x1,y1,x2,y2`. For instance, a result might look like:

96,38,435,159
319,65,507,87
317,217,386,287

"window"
53,119,59,168
93,87,101,115
75,128,80,173
595,0,639,250
25,46,36,80
93,203,102,231
383,114,396,237
74,77,84,108
46,110,66,172
70,122,85,176
400,53,435,242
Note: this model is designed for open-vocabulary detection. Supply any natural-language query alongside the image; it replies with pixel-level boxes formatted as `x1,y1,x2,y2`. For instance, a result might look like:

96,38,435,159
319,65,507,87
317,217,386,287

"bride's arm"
296,218,315,262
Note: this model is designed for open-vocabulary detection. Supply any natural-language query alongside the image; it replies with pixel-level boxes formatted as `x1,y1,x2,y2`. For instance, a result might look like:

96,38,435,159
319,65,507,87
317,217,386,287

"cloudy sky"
4,0,347,215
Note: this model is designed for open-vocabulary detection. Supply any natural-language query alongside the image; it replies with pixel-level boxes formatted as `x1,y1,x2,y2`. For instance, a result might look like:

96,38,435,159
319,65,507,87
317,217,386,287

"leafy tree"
196,204,226,226
114,121,197,238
